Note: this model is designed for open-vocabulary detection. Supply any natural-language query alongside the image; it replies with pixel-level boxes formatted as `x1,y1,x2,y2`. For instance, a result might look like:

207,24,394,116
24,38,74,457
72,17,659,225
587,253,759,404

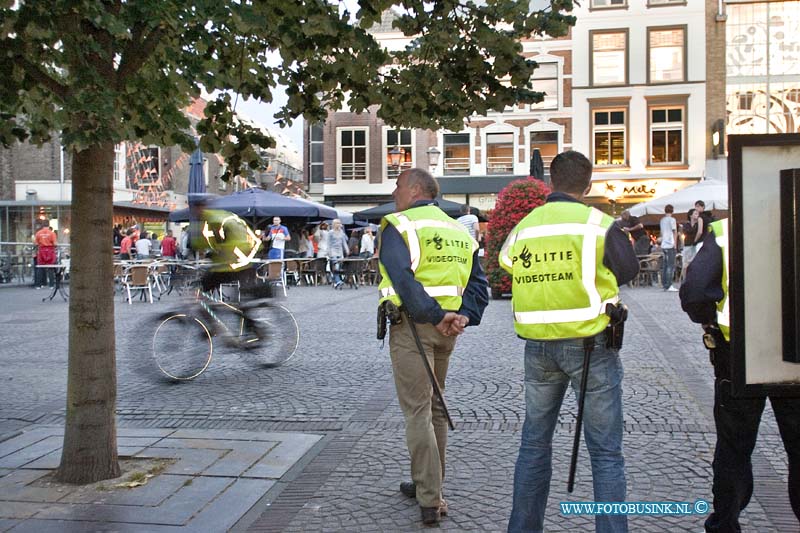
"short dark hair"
461,204,471,215
695,200,705,208
665,204,674,214
549,151,592,195
405,168,439,199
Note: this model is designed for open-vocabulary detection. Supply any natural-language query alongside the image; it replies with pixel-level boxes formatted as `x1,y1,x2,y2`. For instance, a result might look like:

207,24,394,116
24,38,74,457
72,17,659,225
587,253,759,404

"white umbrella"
629,179,728,217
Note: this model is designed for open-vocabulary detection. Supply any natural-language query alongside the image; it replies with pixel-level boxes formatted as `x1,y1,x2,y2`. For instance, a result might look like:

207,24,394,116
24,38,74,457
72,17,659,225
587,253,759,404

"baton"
567,337,595,493
404,311,455,431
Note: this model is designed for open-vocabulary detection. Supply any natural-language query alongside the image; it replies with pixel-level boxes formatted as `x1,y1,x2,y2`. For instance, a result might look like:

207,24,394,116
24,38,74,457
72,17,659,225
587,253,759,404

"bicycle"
151,287,299,381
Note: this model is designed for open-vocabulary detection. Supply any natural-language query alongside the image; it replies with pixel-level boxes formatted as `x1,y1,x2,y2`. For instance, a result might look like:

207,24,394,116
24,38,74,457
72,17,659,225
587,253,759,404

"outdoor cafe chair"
300,257,327,286
122,264,154,304
256,260,287,297
284,259,302,286
635,254,662,287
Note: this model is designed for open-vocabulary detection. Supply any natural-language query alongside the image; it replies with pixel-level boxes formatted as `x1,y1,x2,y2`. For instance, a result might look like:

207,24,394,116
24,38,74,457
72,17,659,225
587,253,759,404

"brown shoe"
421,506,440,525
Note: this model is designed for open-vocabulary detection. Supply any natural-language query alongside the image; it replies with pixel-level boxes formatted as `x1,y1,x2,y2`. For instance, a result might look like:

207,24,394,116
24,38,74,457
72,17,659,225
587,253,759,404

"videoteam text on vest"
514,271,575,283
427,255,469,264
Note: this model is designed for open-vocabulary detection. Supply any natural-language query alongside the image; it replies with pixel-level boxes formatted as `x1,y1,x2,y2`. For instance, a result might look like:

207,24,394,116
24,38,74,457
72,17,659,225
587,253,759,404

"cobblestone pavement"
0,283,795,532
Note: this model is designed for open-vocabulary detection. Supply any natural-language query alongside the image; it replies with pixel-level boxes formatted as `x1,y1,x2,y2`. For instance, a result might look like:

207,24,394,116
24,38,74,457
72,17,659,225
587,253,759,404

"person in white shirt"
359,227,375,258
135,231,152,258
659,204,678,291
456,204,479,241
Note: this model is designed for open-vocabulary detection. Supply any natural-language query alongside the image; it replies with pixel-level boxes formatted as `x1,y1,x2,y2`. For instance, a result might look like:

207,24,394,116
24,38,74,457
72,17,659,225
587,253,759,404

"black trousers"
705,342,800,532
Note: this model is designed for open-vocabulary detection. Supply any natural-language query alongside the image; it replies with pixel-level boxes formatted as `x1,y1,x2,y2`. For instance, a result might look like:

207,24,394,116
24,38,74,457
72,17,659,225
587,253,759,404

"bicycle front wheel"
152,314,213,380
246,304,299,368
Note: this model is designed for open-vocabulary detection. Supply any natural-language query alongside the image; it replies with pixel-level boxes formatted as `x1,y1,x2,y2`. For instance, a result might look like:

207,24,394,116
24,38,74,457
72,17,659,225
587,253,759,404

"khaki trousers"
389,318,456,508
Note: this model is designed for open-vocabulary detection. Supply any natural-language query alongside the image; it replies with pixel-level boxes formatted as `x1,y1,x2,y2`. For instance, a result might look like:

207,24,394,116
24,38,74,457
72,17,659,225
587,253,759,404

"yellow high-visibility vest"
378,205,476,312
200,209,261,272
499,201,619,339
709,219,730,341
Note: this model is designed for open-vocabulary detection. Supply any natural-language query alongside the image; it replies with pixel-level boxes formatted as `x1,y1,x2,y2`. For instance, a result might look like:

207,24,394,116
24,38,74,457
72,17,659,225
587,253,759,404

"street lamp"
426,146,441,170
388,146,404,170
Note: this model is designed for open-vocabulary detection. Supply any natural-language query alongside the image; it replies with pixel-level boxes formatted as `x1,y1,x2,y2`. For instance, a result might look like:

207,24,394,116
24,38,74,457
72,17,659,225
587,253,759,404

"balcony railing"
443,157,470,175
341,163,367,180
486,156,514,175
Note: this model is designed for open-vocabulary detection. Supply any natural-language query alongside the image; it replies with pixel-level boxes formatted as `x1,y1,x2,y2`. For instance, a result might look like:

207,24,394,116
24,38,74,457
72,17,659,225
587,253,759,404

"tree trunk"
55,143,121,484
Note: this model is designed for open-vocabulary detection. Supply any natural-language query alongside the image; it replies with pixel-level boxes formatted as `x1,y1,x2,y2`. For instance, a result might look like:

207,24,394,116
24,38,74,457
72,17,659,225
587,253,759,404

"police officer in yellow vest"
680,219,800,532
501,151,638,533
379,168,488,526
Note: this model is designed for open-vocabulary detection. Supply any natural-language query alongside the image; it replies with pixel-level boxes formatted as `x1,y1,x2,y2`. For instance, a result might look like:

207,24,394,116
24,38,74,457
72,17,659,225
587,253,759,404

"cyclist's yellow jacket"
378,205,476,312
195,209,261,272
499,201,619,340
709,219,730,341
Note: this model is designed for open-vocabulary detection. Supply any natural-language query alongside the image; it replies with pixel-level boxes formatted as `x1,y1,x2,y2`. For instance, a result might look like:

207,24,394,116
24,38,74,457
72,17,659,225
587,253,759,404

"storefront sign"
587,178,698,200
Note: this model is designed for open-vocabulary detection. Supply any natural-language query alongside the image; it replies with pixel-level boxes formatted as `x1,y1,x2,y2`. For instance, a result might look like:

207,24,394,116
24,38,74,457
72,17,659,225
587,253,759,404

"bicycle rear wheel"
152,314,213,380
246,304,299,368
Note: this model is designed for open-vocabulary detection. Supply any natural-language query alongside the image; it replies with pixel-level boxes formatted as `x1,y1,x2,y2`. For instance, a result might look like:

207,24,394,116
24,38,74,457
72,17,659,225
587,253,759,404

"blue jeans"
661,248,676,289
509,336,628,533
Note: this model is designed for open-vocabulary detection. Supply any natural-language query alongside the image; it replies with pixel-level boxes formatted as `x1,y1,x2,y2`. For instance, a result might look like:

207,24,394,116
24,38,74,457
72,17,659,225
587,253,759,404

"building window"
309,122,324,184
650,107,684,165
649,27,686,83
592,0,626,7
593,110,626,166
738,91,754,110
113,143,126,185
386,129,413,179
531,63,559,110
648,0,684,6
443,134,470,176
486,133,514,175
125,145,160,189
591,31,628,86
338,128,368,181
530,131,559,177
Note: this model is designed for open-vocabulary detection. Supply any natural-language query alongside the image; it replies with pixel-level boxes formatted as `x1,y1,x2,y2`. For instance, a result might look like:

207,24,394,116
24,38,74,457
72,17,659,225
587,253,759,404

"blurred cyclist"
194,208,261,293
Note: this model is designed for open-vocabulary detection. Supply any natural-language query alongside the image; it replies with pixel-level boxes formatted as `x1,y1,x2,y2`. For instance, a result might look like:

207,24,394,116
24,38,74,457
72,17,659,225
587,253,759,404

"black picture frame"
728,134,800,398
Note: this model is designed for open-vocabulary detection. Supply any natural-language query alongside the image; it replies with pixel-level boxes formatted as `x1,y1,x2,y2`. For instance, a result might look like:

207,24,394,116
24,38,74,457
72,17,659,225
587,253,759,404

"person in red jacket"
119,229,134,260
160,230,177,258
34,223,57,288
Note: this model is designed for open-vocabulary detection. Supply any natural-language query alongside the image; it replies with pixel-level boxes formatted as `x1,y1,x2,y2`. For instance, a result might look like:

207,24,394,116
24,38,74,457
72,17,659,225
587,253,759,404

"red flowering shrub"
485,178,550,298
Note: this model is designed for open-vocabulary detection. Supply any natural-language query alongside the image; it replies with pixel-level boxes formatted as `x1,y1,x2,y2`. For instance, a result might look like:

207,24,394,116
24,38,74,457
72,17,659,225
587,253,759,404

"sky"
233,90,305,153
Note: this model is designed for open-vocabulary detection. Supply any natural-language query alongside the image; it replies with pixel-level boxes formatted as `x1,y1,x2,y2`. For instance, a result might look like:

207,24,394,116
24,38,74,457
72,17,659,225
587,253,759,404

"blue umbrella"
169,188,338,222
187,147,206,204
353,197,482,222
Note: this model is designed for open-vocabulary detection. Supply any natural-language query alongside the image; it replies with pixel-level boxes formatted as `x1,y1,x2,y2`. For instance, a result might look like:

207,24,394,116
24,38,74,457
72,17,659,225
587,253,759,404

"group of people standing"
114,224,178,261
379,153,797,532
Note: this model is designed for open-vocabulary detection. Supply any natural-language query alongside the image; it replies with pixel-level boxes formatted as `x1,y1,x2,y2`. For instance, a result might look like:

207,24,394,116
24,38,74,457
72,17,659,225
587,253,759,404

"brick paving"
0,283,796,531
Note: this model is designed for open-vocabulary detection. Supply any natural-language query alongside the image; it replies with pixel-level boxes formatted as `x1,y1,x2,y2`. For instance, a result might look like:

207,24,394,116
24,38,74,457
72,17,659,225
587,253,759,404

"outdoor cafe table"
36,263,69,302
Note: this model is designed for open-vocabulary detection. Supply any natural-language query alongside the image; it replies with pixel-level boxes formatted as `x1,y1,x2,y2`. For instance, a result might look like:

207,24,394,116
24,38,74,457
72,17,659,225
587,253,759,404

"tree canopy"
0,0,575,484
1,0,575,174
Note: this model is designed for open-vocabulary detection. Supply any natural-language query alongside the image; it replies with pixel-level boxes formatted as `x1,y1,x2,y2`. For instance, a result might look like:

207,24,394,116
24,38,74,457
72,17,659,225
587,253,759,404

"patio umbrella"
187,147,206,204
353,197,481,222
629,178,728,217
169,187,338,222
530,148,545,182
